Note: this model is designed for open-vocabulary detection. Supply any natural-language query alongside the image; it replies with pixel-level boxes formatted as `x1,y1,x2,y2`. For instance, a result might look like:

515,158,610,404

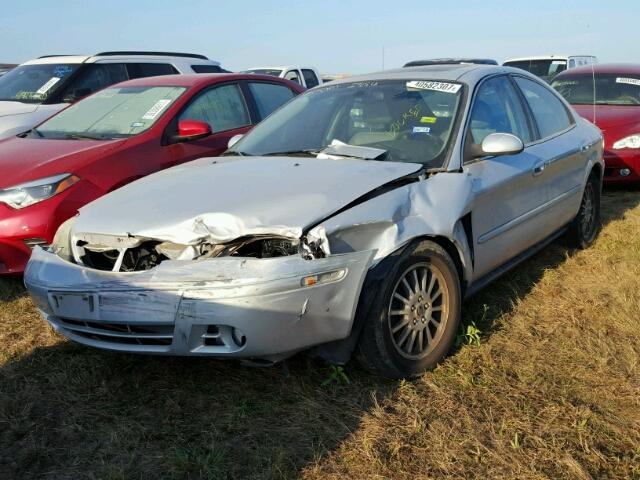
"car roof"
106,73,298,88
327,64,522,86
22,52,220,66
404,58,498,67
555,63,640,76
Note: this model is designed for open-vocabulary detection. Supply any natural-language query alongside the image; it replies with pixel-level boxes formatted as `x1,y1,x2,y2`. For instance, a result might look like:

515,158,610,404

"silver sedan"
25,64,603,378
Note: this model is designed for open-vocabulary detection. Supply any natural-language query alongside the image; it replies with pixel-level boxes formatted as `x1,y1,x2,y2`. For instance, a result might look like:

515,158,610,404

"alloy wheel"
387,262,449,359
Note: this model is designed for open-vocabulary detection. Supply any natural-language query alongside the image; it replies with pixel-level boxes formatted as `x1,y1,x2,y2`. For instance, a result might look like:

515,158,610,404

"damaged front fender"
318,171,475,286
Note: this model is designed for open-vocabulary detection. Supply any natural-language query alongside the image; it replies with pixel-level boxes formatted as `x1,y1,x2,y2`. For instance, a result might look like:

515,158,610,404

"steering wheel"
395,127,444,150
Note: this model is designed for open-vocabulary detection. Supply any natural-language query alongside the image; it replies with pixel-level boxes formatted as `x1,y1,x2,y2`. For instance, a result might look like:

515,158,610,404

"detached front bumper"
25,247,374,361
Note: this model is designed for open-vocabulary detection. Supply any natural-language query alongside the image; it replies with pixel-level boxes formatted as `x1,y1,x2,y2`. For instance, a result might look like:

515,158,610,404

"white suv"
243,66,322,89
503,55,597,82
0,51,226,140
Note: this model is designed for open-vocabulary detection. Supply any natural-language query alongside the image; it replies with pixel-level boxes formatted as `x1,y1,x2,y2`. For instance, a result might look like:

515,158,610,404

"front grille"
23,238,50,250
58,318,174,346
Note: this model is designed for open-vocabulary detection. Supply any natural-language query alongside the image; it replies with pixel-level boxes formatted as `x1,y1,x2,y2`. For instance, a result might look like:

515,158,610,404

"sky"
1,0,638,74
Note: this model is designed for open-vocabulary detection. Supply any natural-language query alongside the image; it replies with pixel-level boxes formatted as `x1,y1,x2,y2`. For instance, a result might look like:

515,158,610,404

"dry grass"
1,188,640,479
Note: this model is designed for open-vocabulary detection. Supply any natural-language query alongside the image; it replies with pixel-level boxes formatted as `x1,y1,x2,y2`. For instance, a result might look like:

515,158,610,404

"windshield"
229,80,464,167
34,85,187,140
552,74,640,106
0,64,78,103
245,69,284,77
504,60,567,82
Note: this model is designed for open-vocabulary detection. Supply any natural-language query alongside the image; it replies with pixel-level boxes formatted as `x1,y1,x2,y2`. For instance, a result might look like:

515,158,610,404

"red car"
552,64,640,184
0,74,303,274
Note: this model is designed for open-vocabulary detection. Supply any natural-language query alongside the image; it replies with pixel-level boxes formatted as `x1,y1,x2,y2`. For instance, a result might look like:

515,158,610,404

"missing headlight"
229,237,299,258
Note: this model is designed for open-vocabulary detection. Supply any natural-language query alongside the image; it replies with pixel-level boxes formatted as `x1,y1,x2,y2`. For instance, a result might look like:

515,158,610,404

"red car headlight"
613,134,640,150
0,173,80,209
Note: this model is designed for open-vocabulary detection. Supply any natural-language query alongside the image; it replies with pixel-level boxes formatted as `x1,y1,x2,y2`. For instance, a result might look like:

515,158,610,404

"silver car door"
462,75,551,280
513,76,588,228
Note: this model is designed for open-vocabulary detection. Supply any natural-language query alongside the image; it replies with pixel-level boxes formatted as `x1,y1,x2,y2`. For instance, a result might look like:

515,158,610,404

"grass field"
1,188,639,479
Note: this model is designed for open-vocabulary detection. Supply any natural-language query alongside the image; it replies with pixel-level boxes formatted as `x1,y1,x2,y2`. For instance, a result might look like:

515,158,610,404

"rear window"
126,63,178,79
505,60,567,82
302,69,319,88
245,69,283,77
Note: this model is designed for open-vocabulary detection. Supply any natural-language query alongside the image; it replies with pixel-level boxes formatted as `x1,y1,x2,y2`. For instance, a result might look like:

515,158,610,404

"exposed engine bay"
75,235,310,272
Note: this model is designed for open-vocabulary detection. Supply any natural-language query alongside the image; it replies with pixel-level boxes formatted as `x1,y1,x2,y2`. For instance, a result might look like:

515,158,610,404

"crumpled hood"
74,156,423,245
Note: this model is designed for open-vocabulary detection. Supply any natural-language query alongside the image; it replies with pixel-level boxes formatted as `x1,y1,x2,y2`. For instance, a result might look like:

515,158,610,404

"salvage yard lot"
1,189,640,480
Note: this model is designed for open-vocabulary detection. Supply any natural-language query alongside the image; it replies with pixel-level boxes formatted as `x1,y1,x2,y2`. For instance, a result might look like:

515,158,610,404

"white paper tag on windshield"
406,81,461,94
616,77,640,87
142,99,172,120
36,77,61,95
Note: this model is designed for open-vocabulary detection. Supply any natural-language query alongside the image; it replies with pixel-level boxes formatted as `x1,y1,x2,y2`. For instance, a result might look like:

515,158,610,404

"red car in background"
0,74,304,274
552,64,640,184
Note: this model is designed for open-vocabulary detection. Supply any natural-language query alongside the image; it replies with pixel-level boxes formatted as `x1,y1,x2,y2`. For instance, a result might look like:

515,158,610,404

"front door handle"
533,162,546,176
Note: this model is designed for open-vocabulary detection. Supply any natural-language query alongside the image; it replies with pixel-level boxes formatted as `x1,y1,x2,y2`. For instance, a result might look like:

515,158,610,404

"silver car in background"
25,64,603,378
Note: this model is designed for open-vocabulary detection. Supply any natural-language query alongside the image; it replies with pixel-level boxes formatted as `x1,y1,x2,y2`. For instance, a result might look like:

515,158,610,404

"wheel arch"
310,233,468,364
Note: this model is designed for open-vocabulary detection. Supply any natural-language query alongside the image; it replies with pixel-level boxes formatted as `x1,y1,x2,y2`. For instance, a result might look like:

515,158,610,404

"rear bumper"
604,149,640,184
25,247,375,361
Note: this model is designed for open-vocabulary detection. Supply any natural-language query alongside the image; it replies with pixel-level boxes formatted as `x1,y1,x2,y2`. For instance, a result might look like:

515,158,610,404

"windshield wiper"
29,128,44,138
221,150,247,156
262,149,319,157
65,133,110,140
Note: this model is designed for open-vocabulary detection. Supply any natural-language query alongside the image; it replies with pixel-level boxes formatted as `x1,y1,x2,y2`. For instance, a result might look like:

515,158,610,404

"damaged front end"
26,215,373,362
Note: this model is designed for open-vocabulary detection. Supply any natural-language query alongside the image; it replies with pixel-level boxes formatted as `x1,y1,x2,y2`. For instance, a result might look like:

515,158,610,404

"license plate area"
48,292,99,320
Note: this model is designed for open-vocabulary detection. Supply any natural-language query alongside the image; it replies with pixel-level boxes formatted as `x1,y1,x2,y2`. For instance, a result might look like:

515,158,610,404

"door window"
126,63,178,79
301,69,319,88
468,75,532,147
179,83,250,132
60,63,128,101
514,77,572,139
191,65,225,73
284,70,301,84
247,82,295,119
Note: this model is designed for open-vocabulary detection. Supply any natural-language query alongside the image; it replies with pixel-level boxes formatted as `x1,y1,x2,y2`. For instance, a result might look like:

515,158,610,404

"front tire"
565,172,601,249
356,240,461,379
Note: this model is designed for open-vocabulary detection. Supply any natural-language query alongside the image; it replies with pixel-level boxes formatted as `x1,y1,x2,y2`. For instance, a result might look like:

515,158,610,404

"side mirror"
171,120,212,144
480,133,524,156
227,134,244,149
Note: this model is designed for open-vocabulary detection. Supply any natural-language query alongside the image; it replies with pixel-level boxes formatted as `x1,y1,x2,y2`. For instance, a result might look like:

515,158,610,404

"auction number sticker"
36,77,61,95
616,77,640,87
142,99,172,120
406,81,462,94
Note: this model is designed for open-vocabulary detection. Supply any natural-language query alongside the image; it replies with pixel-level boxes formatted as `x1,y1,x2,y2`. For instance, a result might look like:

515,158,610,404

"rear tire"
565,172,601,249
356,240,461,379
